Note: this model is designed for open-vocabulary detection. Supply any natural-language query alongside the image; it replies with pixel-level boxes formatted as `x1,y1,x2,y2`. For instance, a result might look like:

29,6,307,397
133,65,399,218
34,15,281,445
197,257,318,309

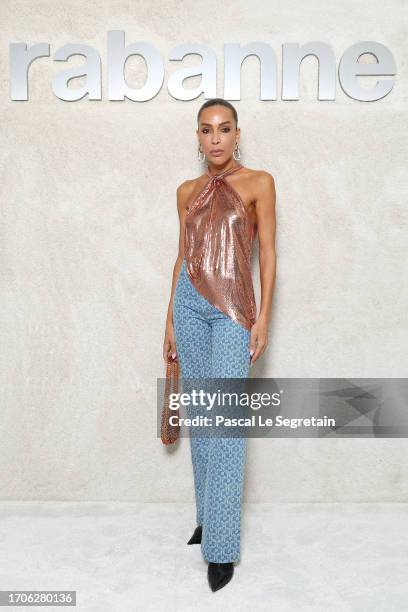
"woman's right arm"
162,179,193,362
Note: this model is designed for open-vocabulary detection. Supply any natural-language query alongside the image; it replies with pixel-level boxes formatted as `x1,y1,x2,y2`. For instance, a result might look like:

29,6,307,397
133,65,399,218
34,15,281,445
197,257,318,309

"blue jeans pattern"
173,258,251,563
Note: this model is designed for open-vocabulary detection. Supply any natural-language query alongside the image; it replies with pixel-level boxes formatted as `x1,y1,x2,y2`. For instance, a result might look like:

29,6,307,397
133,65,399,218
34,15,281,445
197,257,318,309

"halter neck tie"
205,164,243,180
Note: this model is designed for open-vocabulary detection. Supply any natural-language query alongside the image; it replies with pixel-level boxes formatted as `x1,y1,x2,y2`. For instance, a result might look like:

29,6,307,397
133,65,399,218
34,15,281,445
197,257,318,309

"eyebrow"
200,121,232,126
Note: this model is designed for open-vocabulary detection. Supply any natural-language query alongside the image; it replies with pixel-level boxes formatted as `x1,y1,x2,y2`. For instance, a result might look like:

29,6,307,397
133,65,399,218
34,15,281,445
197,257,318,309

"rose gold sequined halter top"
183,163,257,331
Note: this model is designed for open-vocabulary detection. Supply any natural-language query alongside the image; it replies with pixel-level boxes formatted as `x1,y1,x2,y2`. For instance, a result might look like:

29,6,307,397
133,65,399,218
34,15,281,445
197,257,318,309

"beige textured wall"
1,1,407,501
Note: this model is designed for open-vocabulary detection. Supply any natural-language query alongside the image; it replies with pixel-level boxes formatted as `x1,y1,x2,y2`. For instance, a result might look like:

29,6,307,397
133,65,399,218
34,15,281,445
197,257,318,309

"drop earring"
233,142,241,161
198,145,205,162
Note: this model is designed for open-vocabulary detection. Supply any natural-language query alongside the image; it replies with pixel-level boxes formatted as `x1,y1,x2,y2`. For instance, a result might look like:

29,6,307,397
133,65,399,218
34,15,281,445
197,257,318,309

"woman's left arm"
249,171,276,365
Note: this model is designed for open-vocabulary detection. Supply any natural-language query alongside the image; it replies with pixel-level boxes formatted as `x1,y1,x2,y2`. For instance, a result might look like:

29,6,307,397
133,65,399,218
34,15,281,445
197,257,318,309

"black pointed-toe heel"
207,562,234,592
187,525,202,545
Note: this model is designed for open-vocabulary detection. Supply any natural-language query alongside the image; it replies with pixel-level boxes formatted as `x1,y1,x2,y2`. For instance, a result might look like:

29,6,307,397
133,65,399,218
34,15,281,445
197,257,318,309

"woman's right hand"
163,319,177,363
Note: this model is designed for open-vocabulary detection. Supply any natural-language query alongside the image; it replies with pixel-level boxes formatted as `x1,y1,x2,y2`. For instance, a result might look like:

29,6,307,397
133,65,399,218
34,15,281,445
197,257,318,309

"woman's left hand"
249,316,269,365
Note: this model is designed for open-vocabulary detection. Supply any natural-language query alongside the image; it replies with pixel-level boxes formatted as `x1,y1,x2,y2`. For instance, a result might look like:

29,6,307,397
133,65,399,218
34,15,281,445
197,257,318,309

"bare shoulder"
176,178,196,210
177,173,208,196
177,178,194,198
176,173,209,213
246,168,275,189
244,168,276,205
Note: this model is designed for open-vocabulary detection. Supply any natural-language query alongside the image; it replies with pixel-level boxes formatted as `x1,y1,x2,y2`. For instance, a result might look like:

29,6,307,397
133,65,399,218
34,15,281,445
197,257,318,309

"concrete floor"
0,501,407,611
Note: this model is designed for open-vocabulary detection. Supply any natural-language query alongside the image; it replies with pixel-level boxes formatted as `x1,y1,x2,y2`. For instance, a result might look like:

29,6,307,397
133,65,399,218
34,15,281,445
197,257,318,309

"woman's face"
197,105,240,164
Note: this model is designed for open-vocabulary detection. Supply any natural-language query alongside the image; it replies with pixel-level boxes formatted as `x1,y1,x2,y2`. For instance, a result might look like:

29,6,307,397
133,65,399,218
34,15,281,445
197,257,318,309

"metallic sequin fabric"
184,163,257,331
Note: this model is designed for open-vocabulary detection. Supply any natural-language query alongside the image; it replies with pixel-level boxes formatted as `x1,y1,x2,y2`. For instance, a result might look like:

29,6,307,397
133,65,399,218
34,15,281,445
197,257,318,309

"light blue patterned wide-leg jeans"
173,258,251,563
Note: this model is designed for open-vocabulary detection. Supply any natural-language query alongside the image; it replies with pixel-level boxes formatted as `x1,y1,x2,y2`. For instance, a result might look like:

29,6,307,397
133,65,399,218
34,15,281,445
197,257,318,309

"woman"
163,98,276,592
